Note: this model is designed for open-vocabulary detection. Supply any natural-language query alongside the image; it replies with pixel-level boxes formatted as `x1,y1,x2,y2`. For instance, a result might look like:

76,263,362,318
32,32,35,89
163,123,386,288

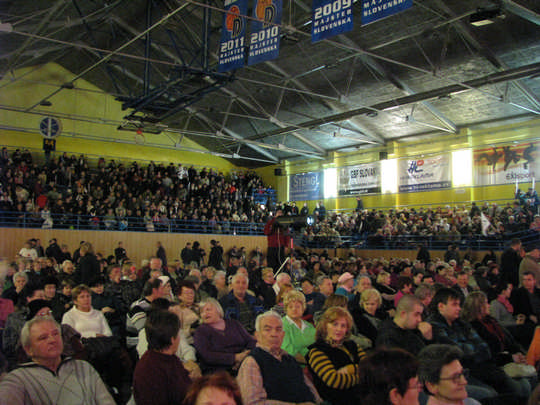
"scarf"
497,294,513,314
480,316,506,353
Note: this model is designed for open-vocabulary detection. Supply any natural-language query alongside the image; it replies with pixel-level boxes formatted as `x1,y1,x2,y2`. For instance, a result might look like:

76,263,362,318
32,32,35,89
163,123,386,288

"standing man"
114,242,128,264
501,238,523,287
156,241,167,268
518,243,540,287
264,210,290,271
237,311,322,405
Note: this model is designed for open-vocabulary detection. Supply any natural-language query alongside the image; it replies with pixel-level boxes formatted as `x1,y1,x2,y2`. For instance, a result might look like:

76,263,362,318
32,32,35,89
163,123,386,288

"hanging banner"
311,0,353,43
247,0,282,66
473,142,538,187
398,154,451,192
361,0,413,25
289,172,323,201
218,0,247,72
338,162,380,195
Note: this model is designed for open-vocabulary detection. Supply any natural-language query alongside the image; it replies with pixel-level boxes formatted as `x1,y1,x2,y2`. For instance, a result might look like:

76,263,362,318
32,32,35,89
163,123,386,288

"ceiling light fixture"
470,7,504,27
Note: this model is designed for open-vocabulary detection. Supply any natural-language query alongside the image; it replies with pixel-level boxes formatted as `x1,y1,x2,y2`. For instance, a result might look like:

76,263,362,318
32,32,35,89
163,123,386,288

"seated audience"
511,271,540,325
281,290,316,365
351,288,387,344
194,298,256,374
418,344,481,405
357,348,421,405
183,371,243,405
376,295,432,355
306,306,366,405
219,273,263,333
427,287,529,399
133,309,192,405
0,316,115,404
238,311,322,404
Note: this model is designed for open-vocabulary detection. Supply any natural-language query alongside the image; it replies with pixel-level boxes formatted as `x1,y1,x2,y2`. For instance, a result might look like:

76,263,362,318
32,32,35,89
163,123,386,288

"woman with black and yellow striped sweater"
307,306,366,405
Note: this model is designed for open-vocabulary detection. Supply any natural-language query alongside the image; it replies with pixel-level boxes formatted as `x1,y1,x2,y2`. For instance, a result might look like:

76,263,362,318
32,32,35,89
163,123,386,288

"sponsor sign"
311,0,353,43
361,0,413,25
473,142,538,186
218,0,247,72
398,154,451,192
338,162,381,195
289,172,323,201
248,0,282,66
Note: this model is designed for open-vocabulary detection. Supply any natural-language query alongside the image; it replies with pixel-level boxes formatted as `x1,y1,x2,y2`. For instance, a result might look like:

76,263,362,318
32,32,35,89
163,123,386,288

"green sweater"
281,316,316,358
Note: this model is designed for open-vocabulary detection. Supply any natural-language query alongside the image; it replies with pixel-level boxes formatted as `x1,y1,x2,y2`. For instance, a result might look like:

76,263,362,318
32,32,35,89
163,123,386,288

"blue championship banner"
248,0,282,66
361,0,413,25
311,0,353,43
289,172,322,201
218,0,247,72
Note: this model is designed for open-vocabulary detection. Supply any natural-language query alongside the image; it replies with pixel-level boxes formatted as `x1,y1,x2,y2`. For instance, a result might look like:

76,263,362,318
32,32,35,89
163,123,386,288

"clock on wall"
39,116,62,139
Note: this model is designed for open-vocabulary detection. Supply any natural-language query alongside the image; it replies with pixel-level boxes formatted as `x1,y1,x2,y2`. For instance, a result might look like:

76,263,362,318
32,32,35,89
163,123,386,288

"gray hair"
231,272,249,284
255,311,282,332
213,270,226,283
61,260,73,271
20,316,61,349
13,271,28,283
200,297,224,319
276,273,290,283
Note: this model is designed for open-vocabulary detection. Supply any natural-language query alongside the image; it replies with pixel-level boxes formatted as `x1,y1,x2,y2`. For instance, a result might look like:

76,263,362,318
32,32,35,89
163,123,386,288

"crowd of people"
1,233,540,404
0,147,274,233
1,148,538,248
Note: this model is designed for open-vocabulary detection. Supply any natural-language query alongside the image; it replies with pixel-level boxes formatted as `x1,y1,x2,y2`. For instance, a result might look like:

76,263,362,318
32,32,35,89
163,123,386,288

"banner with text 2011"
289,172,322,201
473,142,538,186
398,154,451,192
311,0,353,43
247,0,282,66
338,162,381,195
218,0,247,72
361,0,413,25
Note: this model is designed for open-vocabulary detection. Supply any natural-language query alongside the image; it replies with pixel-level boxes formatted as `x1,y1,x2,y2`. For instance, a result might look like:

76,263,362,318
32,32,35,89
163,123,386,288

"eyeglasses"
439,369,469,383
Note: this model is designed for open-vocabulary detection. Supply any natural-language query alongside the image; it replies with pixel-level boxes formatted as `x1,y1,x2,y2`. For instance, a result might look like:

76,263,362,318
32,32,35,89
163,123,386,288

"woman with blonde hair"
351,288,387,343
306,306,366,405
281,290,316,365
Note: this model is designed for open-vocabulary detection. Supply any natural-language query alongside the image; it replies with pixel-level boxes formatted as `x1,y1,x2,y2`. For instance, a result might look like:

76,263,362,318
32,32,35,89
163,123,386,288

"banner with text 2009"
248,0,282,66
311,0,353,43
362,0,413,25
218,0,247,72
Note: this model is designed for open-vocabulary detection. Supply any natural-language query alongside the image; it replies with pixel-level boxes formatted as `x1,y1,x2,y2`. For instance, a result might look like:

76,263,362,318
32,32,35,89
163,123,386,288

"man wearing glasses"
418,344,480,405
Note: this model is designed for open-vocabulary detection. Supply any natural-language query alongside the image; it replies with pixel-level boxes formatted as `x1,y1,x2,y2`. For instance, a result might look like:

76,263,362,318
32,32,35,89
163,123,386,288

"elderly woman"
214,270,229,300
175,280,201,344
61,284,112,338
462,291,534,399
351,288,387,343
281,290,316,365
1,271,27,306
193,298,256,374
306,306,366,405
375,271,397,311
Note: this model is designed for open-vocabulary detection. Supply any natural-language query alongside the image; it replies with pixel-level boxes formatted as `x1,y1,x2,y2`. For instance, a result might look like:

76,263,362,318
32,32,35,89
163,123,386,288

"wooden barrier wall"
0,228,494,267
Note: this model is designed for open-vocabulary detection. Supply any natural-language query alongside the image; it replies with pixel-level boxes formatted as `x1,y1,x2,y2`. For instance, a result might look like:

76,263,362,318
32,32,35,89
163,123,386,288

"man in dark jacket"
501,238,522,287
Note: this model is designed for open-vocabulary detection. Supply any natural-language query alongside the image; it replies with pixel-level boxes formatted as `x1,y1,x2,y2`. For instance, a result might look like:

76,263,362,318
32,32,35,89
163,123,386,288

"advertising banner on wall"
398,154,451,192
289,172,322,201
361,0,413,25
473,142,538,186
247,0,282,66
218,0,248,72
311,0,353,43
338,162,381,195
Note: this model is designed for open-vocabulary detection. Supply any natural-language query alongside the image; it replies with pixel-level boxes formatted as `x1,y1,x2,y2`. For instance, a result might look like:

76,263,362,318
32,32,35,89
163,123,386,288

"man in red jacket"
264,209,290,271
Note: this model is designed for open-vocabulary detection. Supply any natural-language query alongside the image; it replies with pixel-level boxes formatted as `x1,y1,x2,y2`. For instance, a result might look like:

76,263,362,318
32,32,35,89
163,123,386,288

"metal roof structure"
1,0,539,167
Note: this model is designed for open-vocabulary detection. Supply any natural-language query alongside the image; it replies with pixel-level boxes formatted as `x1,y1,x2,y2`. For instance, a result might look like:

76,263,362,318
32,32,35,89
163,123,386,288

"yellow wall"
0,63,236,171
259,119,540,211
